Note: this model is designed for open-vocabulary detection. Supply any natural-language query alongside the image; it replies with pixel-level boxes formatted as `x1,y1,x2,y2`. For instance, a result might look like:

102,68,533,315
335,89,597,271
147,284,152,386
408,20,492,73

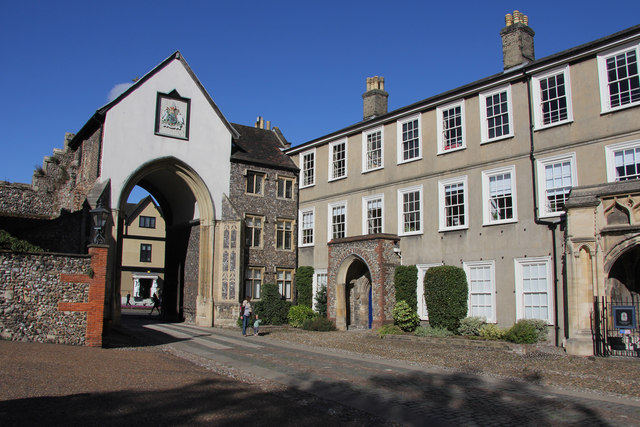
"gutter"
525,76,566,348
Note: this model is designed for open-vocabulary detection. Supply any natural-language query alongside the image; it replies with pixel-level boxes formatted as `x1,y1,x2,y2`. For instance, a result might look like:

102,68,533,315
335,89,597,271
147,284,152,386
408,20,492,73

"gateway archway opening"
343,257,372,330
114,158,215,325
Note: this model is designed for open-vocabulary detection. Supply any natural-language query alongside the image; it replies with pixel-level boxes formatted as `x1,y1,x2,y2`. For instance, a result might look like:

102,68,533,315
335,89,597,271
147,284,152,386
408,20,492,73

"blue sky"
2,0,639,189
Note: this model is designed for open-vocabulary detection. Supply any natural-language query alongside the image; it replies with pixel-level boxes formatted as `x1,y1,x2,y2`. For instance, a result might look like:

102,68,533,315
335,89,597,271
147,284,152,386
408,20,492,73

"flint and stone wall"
226,162,298,292
327,235,400,328
0,251,92,345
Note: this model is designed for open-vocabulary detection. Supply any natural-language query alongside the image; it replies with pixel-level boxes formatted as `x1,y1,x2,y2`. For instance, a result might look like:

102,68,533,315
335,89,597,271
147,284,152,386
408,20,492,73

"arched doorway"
113,157,216,326
336,255,372,330
607,245,640,302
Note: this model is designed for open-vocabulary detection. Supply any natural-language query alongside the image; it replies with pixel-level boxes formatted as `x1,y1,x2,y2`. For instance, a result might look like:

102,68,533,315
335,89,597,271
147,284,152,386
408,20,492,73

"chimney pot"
500,10,535,70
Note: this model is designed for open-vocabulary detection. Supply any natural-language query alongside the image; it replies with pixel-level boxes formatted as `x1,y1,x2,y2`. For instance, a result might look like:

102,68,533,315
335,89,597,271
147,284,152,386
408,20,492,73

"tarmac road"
2,311,640,426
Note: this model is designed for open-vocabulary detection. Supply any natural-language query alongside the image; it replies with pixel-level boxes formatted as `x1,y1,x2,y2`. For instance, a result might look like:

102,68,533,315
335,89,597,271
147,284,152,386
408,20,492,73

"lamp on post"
90,201,110,244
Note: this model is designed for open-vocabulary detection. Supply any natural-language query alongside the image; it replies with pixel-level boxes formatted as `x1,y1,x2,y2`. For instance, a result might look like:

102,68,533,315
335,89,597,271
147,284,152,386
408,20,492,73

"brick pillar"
58,245,108,347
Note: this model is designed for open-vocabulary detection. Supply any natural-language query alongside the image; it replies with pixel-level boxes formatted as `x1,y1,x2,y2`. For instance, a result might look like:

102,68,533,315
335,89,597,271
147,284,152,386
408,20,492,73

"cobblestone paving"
119,316,640,426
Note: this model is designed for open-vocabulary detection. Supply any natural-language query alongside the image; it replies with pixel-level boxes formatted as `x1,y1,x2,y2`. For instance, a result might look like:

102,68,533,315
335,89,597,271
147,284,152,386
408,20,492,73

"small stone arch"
334,254,372,330
605,201,630,226
327,235,401,331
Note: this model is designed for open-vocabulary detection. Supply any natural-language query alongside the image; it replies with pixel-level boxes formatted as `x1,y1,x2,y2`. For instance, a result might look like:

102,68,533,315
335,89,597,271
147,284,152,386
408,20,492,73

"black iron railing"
593,296,640,357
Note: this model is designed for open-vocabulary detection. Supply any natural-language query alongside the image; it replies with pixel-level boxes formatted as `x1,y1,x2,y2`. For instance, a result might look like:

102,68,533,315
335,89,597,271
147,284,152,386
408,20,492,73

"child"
253,314,262,336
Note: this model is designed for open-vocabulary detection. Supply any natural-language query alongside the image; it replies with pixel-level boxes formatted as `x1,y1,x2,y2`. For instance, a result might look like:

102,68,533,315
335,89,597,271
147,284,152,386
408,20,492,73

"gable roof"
69,51,239,149
124,195,162,225
230,123,299,172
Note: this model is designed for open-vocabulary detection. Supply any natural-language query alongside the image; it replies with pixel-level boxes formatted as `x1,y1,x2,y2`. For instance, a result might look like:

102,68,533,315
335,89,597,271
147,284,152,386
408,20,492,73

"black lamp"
90,201,110,244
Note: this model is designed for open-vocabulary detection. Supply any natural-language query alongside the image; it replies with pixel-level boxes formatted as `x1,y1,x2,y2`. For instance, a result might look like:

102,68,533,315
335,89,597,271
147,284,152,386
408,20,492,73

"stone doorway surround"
328,234,401,330
565,180,640,355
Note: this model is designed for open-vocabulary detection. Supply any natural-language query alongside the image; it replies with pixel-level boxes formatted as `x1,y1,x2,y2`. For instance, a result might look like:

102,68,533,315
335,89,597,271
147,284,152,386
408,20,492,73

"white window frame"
463,260,497,323
597,42,640,113
362,127,384,173
362,194,384,235
514,256,554,325
482,165,518,226
397,114,422,164
397,185,423,236
299,149,316,188
328,201,348,241
532,65,573,129
312,269,328,313
536,153,577,218
605,139,640,182
329,139,347,181
437,100,466,154
479,85,514,144
416,263,442,321
299,208,315,247
438,176,469,231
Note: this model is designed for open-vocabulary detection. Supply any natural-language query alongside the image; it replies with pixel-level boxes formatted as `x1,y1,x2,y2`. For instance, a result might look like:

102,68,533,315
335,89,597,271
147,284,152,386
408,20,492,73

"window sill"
600,101,640,115
533,119,573,132
397,156,423,166
480,134,514,145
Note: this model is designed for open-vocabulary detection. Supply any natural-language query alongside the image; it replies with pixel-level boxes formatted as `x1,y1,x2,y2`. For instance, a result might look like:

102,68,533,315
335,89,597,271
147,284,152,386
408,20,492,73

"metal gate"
592,296,640,357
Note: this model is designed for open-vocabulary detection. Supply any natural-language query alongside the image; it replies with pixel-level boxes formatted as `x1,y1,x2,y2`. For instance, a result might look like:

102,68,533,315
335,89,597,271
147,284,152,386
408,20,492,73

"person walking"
253,314,262,336
241,296,252,336
150,292,161,315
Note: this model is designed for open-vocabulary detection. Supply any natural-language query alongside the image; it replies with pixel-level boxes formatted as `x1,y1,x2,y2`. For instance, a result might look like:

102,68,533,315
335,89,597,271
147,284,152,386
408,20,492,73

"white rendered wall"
99,59,232,220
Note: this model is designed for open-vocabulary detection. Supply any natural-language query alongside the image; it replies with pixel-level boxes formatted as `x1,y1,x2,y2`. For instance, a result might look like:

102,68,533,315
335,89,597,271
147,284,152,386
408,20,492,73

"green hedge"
295,266,314,307
0,230,43,253
253,283,291,325
424,266,468,332
394,265,418,312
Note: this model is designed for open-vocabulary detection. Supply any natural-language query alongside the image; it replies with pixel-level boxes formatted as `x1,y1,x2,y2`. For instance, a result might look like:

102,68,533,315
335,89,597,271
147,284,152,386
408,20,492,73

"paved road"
119,314,640,426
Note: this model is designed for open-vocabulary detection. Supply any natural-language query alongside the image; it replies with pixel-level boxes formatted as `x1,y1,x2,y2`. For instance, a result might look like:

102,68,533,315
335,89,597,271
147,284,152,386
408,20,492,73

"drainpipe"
525,76,565,347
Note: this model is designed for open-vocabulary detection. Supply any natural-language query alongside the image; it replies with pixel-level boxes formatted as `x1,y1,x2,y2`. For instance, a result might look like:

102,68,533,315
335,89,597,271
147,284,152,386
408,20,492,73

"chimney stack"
255,116,271,129
500,10,535,70
362,76,388,120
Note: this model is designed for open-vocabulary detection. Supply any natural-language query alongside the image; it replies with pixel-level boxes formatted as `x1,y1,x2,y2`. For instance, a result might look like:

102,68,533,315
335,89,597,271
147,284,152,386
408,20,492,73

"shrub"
424,266,468,332
0,230,43,253
414,325,454,338
394,265,418,312
505,319,542,344
253,283,291,325
288,305,317,328
302,317,336,331
458,316,487,336
295,266,314,307
392,300,420,332
377,324,404,337
528,319,549,343
314,284,327,317
479,324,506,341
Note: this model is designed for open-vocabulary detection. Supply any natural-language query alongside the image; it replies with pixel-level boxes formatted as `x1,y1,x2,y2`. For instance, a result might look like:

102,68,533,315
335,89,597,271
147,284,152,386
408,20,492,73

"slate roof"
230,123,298,172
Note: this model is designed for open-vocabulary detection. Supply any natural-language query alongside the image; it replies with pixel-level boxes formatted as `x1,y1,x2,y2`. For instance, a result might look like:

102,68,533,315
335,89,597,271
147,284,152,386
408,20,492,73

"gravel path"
264,328,640,400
